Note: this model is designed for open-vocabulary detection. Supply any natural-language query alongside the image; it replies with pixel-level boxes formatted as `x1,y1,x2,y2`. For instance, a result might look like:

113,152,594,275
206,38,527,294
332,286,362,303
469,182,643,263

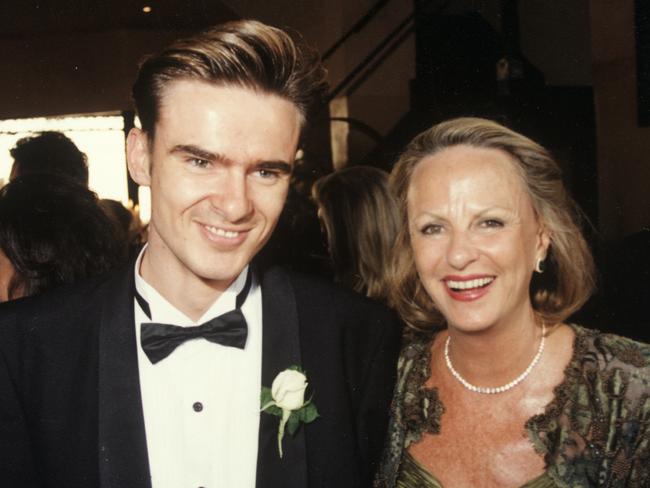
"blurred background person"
99,198,147,259
312,165,400,302
9,131,89,186
0,174,125,302
376,118,650,487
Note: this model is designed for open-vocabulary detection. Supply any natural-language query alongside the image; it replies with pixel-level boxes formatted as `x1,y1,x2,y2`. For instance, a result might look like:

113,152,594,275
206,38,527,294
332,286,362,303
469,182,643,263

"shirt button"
193,402,203,412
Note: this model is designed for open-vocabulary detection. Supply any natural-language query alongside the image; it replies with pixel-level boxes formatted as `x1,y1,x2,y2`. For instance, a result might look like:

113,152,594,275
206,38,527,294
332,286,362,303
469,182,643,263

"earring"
535,258,546,274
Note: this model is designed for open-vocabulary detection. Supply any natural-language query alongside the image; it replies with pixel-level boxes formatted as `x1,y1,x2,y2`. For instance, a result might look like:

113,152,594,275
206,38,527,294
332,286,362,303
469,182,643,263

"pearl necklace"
444,324,546,394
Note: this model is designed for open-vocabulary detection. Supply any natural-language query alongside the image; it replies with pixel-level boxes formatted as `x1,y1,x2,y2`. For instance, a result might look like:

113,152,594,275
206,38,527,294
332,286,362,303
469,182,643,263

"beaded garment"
375,324,650,488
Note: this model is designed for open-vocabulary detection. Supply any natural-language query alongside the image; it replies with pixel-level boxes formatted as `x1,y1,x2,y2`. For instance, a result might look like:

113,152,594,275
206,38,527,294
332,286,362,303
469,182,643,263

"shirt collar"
133,244,250,325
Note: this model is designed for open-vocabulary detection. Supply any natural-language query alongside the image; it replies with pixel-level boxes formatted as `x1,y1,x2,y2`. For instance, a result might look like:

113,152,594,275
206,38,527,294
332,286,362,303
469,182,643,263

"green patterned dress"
375,325,650,488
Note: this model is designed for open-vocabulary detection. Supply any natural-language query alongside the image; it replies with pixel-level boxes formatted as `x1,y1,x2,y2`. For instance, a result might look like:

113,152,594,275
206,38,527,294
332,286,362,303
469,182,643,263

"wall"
224,0,415,162
519,0,592,86
0,29,192,120
591,0,650,240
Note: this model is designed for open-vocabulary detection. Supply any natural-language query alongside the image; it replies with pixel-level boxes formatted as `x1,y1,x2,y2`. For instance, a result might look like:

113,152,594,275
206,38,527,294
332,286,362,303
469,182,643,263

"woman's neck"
443,311,544,388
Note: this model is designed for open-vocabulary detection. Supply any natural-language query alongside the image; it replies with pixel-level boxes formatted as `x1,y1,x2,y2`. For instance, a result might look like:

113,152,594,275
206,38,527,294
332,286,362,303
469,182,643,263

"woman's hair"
0,174,126,300
389,117,596,330
312,166,401,301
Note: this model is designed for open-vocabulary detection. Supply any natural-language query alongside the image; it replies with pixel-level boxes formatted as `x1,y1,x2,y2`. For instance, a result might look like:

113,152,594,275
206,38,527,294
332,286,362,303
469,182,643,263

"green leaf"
260,400,275,412
263,404,283,417
298,403,319,423
260,387,273,406
286,412,300,436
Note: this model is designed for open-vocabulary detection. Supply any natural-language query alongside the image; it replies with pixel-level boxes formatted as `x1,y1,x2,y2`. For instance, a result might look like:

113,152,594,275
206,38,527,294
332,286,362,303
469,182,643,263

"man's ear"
126,128,151,186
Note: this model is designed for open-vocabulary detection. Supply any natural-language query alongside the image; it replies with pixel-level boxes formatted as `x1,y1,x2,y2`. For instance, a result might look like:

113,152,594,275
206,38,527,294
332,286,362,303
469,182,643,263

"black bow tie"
137,270,252,364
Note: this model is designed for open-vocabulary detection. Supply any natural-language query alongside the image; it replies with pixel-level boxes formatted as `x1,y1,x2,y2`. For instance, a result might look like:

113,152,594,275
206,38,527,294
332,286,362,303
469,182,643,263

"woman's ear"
536,223,551,263
126,128,151,187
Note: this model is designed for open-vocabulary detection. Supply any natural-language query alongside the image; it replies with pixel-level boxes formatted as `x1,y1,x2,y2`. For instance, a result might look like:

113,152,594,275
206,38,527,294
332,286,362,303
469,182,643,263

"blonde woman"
376,118,650,487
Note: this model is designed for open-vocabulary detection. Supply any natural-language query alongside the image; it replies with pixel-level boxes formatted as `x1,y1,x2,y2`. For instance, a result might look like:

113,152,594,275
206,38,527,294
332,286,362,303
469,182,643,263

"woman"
312,165,400,301
0,174,125,301
376,118,650,487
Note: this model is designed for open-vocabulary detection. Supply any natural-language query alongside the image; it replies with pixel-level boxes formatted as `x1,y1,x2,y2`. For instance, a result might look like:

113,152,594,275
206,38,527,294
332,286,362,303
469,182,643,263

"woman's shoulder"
571,323,650,371
567,324,650,404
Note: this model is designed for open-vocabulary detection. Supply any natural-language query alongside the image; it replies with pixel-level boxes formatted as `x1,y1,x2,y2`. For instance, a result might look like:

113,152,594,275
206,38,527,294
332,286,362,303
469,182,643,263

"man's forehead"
150,80,302,163
157,79,303,119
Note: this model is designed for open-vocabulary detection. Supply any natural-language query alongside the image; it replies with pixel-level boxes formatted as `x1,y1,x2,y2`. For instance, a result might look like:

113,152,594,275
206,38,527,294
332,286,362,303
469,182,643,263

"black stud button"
193,401,203,412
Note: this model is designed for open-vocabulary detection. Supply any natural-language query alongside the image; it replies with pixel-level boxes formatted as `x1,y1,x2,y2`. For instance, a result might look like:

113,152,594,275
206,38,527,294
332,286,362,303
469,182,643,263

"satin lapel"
256,266,308,488
98,266,151,488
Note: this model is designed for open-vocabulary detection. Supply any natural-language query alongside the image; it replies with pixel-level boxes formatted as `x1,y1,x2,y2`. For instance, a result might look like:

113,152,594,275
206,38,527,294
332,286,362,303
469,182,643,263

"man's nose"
209,172,253,222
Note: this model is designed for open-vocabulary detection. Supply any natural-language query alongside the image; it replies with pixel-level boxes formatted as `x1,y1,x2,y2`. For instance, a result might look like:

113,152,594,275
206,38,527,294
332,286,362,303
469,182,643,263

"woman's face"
407,145,549,333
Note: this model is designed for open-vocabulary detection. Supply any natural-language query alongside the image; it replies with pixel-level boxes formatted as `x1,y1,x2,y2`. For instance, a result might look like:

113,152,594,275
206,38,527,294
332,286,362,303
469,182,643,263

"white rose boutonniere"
261,366,319,458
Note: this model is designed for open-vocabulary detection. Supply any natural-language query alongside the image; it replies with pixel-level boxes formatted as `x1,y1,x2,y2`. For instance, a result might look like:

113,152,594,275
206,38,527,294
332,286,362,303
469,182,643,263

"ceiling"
0,0,239,38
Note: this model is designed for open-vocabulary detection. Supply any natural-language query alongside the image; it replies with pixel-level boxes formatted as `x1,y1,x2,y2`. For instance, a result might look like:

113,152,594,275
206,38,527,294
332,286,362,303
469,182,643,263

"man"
9,131,89,186
0,20,400,488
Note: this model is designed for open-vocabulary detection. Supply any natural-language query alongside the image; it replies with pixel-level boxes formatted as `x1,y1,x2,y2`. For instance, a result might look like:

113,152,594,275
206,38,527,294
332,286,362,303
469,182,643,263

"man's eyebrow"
256,160,293,174
171,145,292,173
170,144,222,162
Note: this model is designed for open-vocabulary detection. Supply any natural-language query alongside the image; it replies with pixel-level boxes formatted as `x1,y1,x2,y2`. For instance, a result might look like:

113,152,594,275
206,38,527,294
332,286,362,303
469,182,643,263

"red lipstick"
443,275,495,302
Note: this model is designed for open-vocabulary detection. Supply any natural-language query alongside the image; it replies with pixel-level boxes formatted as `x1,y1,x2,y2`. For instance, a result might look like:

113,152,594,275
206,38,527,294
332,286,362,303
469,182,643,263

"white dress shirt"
134,248,262,488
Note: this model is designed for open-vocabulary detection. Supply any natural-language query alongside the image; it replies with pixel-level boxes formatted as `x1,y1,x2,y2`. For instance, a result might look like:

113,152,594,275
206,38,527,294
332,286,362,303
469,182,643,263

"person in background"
99,198,147,259
0,174,124,302
311,165,400,302
9,131,89,186
376,118,650,487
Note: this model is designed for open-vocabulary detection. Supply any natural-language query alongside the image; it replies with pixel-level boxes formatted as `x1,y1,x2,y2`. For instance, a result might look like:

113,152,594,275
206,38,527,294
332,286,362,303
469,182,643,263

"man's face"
127,80,301,294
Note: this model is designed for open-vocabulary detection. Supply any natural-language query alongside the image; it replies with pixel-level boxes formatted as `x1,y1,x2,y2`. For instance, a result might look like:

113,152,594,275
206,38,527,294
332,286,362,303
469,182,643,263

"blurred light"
0,113,129,205
143,6,152,13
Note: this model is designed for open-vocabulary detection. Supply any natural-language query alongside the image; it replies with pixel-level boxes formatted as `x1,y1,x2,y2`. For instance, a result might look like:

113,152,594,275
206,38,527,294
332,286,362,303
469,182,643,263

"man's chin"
194,262,249,288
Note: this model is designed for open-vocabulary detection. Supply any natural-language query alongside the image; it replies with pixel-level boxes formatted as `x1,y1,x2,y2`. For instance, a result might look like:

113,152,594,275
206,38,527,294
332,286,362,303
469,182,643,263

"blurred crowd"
0,131,146,302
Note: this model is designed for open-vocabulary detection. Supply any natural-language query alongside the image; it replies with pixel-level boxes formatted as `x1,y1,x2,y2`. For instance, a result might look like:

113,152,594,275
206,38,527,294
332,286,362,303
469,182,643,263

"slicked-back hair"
132,19,329,139
312,166,400,301
389,117,596,331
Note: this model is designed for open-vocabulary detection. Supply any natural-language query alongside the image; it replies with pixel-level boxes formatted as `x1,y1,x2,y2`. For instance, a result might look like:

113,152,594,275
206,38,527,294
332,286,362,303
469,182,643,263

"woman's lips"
443,275,495,301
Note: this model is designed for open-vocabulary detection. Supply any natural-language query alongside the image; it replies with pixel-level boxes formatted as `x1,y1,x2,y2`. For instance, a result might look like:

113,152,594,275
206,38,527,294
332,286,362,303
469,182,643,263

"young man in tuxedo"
0,19,401,488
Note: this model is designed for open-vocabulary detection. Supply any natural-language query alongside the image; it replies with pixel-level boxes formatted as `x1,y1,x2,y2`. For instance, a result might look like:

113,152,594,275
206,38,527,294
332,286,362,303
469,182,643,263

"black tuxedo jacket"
0,264,401,488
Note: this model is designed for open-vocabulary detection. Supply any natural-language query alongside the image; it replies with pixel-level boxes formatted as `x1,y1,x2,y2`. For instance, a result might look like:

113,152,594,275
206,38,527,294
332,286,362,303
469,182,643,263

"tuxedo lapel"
256,266,308,488
98,266,151,488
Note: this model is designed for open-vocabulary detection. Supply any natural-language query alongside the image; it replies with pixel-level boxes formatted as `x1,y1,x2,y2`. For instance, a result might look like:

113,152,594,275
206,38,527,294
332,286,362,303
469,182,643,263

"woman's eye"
421,224,443,235
480,219,504,229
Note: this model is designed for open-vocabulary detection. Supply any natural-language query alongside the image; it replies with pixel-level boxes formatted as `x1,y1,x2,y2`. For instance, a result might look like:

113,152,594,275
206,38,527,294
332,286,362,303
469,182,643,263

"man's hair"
10,131,89,186
312,166,400,302
132,19,329,138
0,174,124,300
389,117,596,330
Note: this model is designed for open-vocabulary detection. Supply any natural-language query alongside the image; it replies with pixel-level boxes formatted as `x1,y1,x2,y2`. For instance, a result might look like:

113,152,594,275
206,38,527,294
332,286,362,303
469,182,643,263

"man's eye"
189,158,210,168
257,168,279,179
